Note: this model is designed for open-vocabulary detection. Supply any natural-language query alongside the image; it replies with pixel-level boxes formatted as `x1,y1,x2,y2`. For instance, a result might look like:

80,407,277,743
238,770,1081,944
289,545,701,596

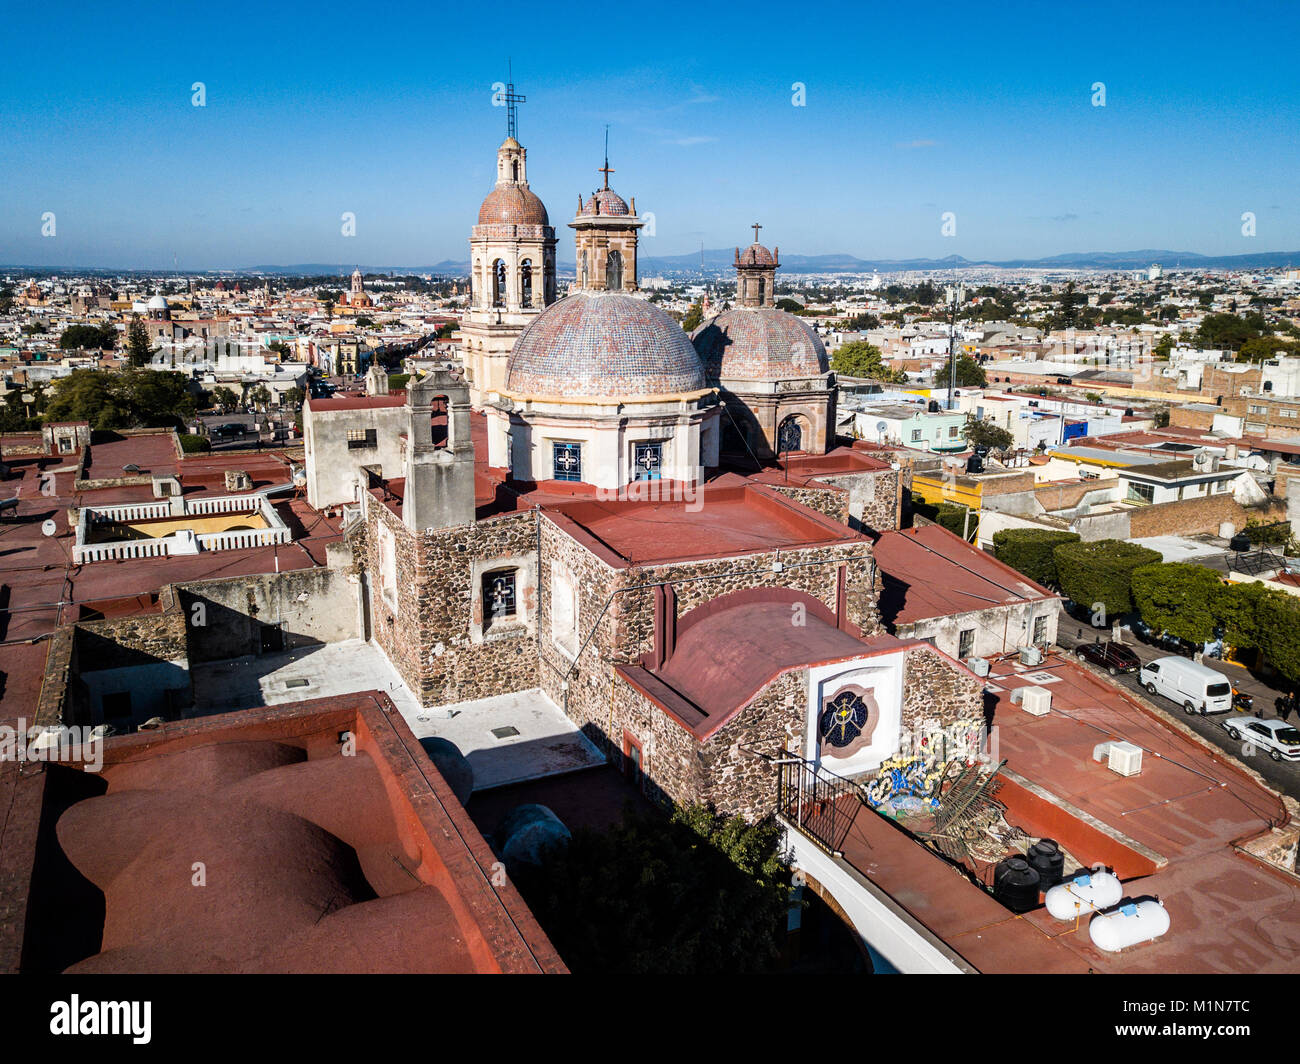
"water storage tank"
417,736,473,805
1045,870,1123,920
1089,900,1171,952
993,857,1041,913
499,804,571,870
1028,839,1065,890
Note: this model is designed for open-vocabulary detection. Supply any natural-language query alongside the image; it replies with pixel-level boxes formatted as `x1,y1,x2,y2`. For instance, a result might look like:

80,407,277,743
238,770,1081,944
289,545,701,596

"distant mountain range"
240,248,1300,276
8,248,1300,277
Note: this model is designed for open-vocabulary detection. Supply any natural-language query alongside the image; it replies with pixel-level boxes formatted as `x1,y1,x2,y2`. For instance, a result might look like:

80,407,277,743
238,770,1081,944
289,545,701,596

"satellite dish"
876,421,888,437
41,519,57,537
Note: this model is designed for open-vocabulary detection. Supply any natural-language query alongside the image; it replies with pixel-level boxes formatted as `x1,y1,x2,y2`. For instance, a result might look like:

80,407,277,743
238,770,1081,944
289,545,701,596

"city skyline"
3,0,1298,269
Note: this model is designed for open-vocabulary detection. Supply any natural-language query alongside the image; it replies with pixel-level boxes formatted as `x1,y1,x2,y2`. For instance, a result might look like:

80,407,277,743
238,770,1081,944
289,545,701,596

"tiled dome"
738,242,775,266
693,307,828,381
507,292,706,398
580,189,630,216
478,185,549,226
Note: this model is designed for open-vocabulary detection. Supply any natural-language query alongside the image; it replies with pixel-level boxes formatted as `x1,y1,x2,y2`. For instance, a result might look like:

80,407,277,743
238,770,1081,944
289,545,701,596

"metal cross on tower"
752,222,763,243
503,61,526,140
598,125,614,189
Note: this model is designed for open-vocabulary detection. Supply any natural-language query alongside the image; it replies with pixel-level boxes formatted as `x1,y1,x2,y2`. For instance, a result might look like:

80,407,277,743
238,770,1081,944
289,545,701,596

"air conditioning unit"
1021,686,1052,716
1107,741,1143,777
1092,741,1115,763
968,657,990,677
1019,645,1043,667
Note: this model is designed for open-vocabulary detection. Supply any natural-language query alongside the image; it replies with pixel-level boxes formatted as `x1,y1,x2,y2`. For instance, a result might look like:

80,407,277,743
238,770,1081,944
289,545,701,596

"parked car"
1220,716,1300,762
1076,640,1141,675
1139,656,1234,715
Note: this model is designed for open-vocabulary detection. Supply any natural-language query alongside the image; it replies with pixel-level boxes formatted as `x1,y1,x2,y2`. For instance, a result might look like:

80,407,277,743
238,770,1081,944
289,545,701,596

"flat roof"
545,477,867,567
827,651,1293,973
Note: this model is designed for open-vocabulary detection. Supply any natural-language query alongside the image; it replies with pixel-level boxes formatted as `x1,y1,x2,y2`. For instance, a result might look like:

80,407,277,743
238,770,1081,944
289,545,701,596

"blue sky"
2,0,1298,269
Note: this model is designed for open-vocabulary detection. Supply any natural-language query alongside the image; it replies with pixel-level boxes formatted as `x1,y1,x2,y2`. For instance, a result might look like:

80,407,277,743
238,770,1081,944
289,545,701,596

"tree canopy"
1130,563,1225,645
1053,539,1162,622
830,340,905,383
509,804,792,973
681,300,704,333
58,323,117,351
125,319,154,367
992,528,1080,586
43,369,196,430
964,418,1013,452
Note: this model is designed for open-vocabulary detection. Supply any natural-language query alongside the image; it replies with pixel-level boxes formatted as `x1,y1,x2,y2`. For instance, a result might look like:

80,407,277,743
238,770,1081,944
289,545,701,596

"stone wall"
812,467,903,534
900,645,983,733
763,483,850,524
359,496,540,706
1127,494,1286,538
177,566,360,664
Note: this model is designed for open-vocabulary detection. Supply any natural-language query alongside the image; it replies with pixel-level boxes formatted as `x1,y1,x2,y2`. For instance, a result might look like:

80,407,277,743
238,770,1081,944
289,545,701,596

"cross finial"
752,222,763,244
598,125,614,189
503,61,526,140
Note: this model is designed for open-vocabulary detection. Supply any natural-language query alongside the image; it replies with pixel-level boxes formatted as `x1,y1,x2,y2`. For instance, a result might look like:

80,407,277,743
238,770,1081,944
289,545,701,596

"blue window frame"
633,442,662,481
553,442,582,482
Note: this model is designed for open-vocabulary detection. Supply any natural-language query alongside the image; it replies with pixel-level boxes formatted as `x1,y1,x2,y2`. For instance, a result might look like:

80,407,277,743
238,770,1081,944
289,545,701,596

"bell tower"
460,72,557,407
735,224,779,308
570,129,644,293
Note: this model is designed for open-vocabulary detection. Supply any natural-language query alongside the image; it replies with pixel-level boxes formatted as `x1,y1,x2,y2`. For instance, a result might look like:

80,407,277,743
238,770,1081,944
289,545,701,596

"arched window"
606,250,624,291
511,159,519,181
758,277,766,304
492,259,506,308
777,415,804,455
580,252,588,289
482,568,518,631
520,259,533,308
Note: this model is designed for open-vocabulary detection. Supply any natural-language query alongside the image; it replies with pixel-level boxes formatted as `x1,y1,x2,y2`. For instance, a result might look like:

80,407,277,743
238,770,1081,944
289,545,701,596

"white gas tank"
1045,871,1123,920
1089,899,1171,952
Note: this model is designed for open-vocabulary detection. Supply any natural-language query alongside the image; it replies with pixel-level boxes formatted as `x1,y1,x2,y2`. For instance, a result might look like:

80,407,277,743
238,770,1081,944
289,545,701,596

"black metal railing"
776,755,865,856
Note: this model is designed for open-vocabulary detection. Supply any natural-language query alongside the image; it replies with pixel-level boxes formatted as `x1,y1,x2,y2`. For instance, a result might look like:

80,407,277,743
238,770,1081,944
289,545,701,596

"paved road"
1056,622,1300,803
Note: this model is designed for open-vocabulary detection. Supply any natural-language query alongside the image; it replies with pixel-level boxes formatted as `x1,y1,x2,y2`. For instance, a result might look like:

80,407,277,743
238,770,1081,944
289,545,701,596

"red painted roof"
306,395,407,412
875,524,1056,624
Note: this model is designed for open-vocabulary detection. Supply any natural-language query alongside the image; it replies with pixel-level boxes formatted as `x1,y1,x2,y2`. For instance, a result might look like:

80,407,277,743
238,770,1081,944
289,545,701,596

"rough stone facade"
900,645,984,733
357,495,540,706
1127,494,1285,538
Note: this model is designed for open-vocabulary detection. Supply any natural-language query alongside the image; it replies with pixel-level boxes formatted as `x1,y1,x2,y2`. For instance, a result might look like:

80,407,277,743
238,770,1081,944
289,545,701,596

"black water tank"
1230,533,1251,553
928,399,941,413
993,857,1041,913
1028,839,1065,890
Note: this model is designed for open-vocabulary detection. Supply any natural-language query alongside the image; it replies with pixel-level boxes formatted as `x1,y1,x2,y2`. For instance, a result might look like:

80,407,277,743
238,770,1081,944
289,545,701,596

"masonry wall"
895,599,1059,663
538,513,879,766
900,645,984,733
177,567,360,664
813,467,903,533
359,497,540,707
1127,494,1286,538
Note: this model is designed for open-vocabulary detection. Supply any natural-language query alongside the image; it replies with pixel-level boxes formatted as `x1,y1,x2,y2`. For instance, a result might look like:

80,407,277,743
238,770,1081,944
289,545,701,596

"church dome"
580,189,630,217
147,294,170,310
737,242,775,267
478,185,549,226
693,307,828,381
506,292,706,398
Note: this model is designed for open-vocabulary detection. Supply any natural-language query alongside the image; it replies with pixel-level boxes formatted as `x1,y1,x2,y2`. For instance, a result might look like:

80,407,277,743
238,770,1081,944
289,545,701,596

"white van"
1139,656,1233,715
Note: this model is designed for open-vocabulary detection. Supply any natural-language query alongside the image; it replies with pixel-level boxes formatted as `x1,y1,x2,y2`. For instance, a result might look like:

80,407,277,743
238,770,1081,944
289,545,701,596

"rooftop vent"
490,725,521,740
1107,741,1143,777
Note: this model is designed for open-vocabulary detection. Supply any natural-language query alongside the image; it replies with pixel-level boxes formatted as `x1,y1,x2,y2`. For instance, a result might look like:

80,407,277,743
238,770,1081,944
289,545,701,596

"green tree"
953,354,987,388
510,804,792,974
830,340,905,383
353,315,375,329
209,386,240,413
775,298,803,313
42,369,194,430
1130,563,1224,645
58,323,117,350
387,373,411,393
1257,591,1300,684
964,418,1013,452
991,528,1080,586
1053,539,1162,621
681,300,704,333
1152,334,1174,360
1214,580,1276,650
125,318,154,367
247,385,271,411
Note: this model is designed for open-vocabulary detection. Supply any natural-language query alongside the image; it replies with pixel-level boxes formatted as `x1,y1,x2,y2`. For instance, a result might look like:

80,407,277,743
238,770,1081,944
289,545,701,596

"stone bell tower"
460,74,557,408
735,223,779,308
402,367,476,532
570,133,644,293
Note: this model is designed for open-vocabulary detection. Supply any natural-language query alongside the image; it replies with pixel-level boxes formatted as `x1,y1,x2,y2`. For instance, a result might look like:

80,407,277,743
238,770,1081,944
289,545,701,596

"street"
1056,622,1300,803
